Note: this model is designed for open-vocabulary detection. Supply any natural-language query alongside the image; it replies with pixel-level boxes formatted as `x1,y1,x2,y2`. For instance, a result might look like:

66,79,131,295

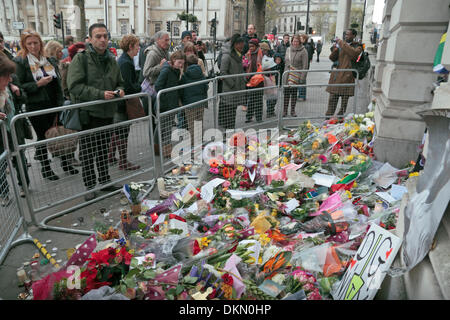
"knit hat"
261,55,277,71
249,38,259,46
181,31,192,40
259,42,270,51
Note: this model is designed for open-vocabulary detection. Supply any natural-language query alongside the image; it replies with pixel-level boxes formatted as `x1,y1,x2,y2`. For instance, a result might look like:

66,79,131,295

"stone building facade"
267,0,365,39
0,0,248,41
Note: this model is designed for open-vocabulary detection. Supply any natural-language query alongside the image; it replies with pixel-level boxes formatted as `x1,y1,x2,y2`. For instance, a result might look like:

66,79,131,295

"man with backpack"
67,23,125,201
325,29,365,117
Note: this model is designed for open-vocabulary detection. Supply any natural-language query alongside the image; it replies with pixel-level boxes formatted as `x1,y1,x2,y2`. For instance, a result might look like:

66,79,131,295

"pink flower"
318,155,327,163
209,168,219,174
302,283,315,292
307,288,322,300
222,181,231,188
293,273,309,285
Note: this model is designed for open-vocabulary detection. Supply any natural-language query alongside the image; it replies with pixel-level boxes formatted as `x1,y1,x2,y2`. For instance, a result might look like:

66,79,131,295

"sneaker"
19,187,26,198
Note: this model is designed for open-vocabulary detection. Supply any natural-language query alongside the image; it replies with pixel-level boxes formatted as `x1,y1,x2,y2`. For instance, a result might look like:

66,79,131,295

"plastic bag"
81,286,129,300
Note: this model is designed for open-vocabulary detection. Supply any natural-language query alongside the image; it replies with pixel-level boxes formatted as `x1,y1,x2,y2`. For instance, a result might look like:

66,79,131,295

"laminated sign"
332,224,402,300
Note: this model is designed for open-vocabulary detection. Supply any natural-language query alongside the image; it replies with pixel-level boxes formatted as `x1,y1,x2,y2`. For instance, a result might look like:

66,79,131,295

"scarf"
27,53,57,82
245,48,263,73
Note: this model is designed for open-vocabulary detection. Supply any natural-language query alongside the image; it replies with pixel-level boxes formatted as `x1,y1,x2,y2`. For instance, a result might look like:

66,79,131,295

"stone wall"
372,0,450,168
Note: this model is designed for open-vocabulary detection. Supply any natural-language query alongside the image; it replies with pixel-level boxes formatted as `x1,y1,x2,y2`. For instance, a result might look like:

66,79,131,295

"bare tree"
253,0,266,38
265,0,281,33
311,5,332,36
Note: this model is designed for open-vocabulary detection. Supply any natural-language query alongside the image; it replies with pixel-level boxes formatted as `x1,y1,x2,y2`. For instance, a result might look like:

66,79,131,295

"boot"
118,139,140,171
41,160,59,181
291,107,297,118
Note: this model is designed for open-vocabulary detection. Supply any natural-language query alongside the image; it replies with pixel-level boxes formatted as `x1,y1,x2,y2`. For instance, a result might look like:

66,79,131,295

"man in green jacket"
67,23,125,201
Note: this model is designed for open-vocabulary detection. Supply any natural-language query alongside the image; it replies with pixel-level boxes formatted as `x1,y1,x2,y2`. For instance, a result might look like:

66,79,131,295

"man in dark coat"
316,40,323,62
326,29,363,117
275,34,290,60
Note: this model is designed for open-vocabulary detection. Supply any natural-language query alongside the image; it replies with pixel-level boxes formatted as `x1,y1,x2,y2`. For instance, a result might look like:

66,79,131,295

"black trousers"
218,99,238,129
327,93,350,116
28,111,58,161
246,87,264,122
79,116,113,189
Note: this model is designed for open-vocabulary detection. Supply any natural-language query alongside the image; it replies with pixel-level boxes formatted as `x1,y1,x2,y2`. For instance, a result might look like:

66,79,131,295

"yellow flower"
245,257,256,264
258,233,271,246
357,155,367,161
345,155,354,162
201,237,211,247
345,190,352,199
409,172,420,177
312,141,320,150
307,121,311,129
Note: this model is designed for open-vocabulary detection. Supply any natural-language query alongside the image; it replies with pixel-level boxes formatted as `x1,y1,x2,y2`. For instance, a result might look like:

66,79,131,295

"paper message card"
332,223,402,300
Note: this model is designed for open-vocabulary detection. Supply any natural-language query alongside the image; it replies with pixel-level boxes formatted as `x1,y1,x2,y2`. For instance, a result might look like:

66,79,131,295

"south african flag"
433,33,448,74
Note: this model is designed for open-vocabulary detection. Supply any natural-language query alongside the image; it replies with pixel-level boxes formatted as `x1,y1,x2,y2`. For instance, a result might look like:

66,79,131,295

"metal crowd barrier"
155,78,217,174
279,69,359,129
0,120,33,265
215,70,281,131
9,93,157,235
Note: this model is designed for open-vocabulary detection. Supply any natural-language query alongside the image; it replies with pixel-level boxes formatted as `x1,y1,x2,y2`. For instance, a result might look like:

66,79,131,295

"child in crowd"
180,54,208,146
154,50,186,158
262,56,279,118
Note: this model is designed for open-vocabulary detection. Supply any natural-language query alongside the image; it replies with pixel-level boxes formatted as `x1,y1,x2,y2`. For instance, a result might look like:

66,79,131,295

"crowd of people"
0,23,363,205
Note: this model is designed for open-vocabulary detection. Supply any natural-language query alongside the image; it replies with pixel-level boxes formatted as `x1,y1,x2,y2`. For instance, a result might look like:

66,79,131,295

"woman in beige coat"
283,34,308,117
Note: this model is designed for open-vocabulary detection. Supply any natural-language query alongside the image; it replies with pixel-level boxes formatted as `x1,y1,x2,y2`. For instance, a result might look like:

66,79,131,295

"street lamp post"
186,0,189,31
306,0,310,34
104,0,108,30
246,0,249,31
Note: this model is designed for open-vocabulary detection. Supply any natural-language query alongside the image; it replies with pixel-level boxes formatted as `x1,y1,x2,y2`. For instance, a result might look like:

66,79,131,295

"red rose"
221,273,233,286
193,239,201,255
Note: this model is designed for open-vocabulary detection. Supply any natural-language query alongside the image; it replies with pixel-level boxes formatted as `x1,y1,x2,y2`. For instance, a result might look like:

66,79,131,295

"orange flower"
209,158,219,168
222,167,230,179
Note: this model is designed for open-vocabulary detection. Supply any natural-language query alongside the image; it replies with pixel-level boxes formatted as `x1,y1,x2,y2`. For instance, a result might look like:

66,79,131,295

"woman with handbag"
14,29,77,181
111,34,142,171
45,40,81,170
283,34,308,117
0,53,30,203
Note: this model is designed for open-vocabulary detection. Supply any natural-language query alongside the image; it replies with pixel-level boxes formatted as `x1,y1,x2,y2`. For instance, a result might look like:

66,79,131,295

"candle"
157,178,166,192
17,268,28,285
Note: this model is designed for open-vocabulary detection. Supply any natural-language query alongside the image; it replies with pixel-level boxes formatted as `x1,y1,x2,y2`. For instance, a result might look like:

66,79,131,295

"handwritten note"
332,224,402,300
